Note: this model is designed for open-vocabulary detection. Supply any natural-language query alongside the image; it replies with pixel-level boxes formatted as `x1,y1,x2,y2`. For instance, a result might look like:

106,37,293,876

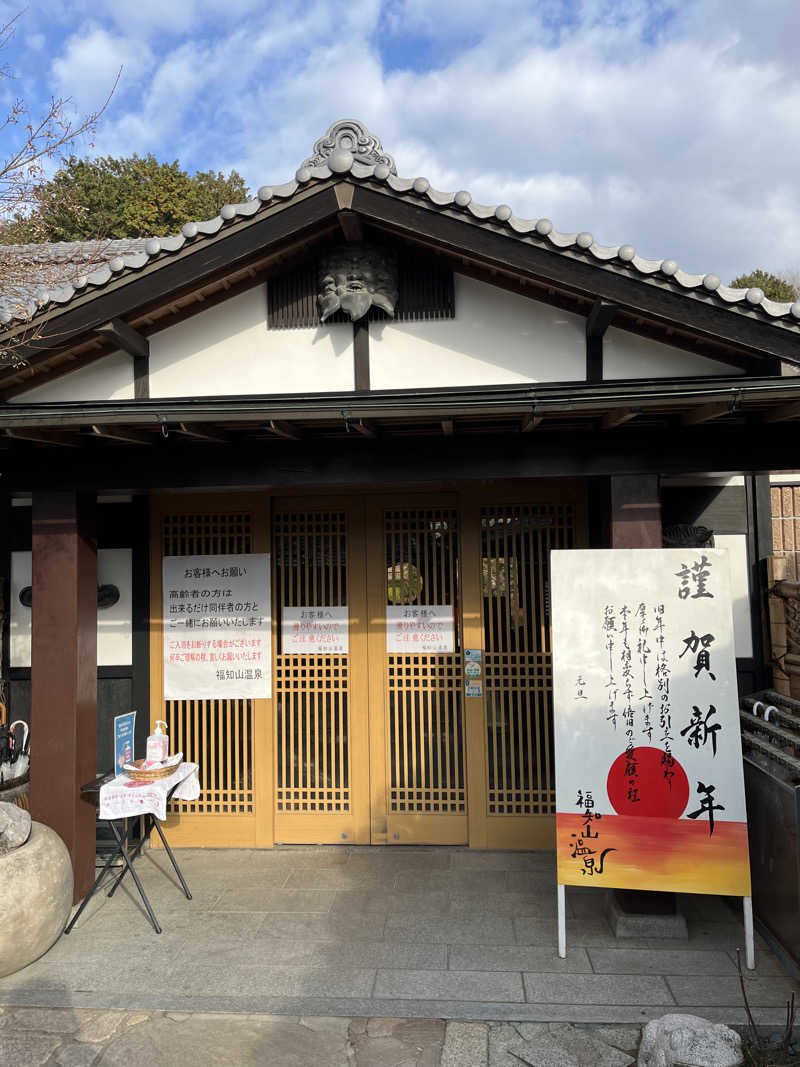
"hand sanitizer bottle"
146,720,169,763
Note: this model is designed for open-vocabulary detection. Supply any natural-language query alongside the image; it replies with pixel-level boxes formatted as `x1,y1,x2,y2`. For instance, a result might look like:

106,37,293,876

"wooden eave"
1,176,798,400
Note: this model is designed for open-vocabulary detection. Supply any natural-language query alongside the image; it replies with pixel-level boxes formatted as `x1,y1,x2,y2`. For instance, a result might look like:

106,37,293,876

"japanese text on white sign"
163,553,271,700
386,605,455,653
282,607,349,655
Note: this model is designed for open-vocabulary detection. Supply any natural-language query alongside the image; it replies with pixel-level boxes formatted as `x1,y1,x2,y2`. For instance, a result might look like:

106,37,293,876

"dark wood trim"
5,424,800,494
585,299,617,382
95,318,149,361
610,474,661,547
130,495,150,757
337,210,364,242
133,356,149,400
353,319,370,391
350,184,800,364
745,474,769,690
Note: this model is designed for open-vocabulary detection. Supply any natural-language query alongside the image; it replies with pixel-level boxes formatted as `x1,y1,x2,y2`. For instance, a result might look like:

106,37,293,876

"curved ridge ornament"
302,119,396,174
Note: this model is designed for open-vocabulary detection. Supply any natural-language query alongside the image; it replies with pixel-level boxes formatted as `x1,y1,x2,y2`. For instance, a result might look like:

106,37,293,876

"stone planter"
0,821,73,978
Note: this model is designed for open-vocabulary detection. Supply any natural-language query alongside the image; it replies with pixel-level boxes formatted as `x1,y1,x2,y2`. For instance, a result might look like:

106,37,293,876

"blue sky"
2,0,799,283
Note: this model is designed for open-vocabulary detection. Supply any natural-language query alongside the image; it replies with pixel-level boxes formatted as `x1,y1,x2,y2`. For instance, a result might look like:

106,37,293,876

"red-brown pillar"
610,475,662,548
30,491,97,903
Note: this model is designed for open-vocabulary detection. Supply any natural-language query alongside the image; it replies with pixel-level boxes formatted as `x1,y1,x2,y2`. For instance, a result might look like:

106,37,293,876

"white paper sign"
386,604,455,653
163,553,271,700
552,548,750,897
282,607,349,654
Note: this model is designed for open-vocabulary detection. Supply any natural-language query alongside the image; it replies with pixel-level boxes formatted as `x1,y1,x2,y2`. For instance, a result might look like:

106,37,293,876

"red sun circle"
606,746,690,818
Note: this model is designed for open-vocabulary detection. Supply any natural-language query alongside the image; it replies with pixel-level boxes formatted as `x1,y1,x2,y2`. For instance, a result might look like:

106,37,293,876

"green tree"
0,154,249,243
729,269,798,302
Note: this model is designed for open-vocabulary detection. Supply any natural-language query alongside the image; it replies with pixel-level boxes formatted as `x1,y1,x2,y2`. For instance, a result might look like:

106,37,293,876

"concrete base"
0,822,73,978
607,891,688,940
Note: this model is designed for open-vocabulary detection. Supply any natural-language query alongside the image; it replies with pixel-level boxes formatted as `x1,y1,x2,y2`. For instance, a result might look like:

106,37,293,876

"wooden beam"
353,319,370,390
681,401,730,426
353,419,377,438
337,210,364,242
268,419,303,440
5,428,82,448
95,318,149,360
585,299,618,383
177,422,231,443
763,400,800,423
521,413,543,433
90,424,154,446
600,408,639,430
442,418,454,436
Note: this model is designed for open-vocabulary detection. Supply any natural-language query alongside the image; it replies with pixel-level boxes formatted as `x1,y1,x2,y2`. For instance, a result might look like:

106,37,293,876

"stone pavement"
0,847,796,1029
0,1006,646,1066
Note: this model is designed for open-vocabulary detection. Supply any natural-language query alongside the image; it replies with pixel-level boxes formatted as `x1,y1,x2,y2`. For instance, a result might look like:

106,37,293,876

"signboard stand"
551,549,755,970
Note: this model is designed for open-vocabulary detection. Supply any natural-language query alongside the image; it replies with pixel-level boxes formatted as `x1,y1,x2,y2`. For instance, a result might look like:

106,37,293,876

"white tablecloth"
98,761,200,821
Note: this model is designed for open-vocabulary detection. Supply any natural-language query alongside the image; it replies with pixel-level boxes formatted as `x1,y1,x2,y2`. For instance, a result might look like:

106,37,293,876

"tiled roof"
1,119,798,329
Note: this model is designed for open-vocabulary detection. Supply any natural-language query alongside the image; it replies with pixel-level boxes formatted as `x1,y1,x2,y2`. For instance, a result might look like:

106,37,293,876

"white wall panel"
9,351,134,403
148,286,353,397
369,274,585,389
11,548,132,667
604,327,744,379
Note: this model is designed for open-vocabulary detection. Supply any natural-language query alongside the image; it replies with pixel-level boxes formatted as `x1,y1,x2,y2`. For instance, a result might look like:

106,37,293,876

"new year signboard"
552,548,751,898
163,553,271,700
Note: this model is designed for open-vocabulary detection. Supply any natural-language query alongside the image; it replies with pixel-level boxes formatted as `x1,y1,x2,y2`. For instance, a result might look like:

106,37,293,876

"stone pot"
0,821,73,978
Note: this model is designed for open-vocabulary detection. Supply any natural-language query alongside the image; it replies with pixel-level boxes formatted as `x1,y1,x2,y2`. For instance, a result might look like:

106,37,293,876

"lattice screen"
481,503,575,816
162,512,254,815
772,485,800,581
384,508,465,814
273,510,350,813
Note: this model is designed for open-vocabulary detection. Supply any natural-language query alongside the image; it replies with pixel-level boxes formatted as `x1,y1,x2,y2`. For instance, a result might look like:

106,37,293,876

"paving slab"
522,973,674,1006
666,974,800,1007
448,945,593,973
374,969,525,1003
441,1021,488,1066
587,948,736,975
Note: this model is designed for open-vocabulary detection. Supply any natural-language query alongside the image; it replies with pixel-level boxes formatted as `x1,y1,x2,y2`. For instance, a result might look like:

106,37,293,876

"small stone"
638,1013,743,1067
0,801,31,853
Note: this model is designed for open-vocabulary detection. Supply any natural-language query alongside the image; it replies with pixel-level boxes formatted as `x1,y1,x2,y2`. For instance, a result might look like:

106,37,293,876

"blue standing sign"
114,711,136,775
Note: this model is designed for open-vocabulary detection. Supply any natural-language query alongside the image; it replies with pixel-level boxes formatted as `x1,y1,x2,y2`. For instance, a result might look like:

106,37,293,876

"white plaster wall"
148,286,353,397
604,327,744,379
369,274,585,389
9,350,134,403
10,547,132,667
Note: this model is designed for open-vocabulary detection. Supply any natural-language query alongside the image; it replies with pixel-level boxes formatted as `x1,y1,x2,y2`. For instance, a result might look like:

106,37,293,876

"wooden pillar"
610,475,661,548
30,491,97,903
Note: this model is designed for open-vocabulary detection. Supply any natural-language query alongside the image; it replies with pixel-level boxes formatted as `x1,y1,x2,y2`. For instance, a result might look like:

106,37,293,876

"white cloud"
27,0,800,281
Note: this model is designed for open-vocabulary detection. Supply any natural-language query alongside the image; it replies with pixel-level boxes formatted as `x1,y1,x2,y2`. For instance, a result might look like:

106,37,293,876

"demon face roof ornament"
301,119,397,175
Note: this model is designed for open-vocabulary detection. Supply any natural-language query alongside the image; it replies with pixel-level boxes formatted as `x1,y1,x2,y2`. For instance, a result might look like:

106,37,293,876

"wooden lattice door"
366,498,467,844
477,492,586,849
272,500,370,843
149,494,271,848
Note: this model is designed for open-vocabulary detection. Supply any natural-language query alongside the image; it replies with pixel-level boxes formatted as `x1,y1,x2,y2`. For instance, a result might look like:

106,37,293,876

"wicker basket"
123,758,182,783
